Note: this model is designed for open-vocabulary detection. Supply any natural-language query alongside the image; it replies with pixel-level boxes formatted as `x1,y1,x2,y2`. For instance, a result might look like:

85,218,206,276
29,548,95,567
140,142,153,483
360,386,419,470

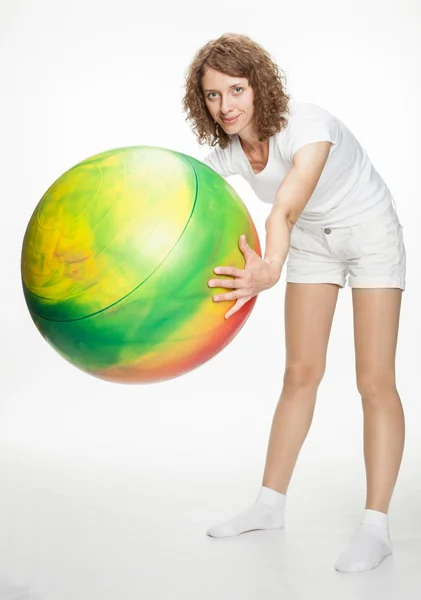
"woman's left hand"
208,235,282,320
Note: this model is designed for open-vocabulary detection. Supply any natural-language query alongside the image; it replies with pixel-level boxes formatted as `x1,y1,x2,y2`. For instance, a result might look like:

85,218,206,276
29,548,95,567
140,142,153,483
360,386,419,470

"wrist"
263,257,283,282
263,256,284,271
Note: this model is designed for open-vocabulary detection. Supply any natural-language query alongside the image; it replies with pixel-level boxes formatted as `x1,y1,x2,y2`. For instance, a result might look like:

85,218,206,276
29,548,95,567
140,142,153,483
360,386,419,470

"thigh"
284,283,340,378
287,226,347,288
347,205,406,291
352,288,402,388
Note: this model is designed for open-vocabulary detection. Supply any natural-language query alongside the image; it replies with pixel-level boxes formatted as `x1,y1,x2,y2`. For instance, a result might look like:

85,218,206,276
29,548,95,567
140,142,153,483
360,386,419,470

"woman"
182,33,406,573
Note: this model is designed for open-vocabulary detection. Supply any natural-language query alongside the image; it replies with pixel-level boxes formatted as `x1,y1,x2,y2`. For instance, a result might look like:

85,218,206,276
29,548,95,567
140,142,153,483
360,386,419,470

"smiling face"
201,67,256,138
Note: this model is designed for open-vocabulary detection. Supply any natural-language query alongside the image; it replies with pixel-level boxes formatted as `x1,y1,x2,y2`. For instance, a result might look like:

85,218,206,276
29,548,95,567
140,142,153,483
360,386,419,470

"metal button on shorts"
324,228,331,234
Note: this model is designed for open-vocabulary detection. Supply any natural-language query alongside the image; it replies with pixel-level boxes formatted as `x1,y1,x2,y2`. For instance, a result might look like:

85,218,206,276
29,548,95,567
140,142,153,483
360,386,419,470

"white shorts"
286,202,406,290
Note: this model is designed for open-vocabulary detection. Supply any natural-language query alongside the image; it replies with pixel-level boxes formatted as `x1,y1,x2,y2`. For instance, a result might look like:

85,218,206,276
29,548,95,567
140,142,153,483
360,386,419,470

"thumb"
240,234,255,255
240,234,249,248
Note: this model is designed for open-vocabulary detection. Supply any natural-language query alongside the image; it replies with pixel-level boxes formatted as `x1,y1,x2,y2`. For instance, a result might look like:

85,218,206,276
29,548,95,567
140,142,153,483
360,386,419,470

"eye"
233,87,243,94
207,92,218,99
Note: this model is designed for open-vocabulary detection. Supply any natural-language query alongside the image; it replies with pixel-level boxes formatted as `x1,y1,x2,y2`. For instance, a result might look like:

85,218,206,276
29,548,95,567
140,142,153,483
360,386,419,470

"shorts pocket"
358,214,401,249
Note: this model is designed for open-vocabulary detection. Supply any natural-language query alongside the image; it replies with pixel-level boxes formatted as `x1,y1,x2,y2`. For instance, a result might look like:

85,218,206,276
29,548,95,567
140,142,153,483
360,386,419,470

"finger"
213,288,253,302
213,290,244,302
208,278,238,289
225,298,247,319
214,266,243,277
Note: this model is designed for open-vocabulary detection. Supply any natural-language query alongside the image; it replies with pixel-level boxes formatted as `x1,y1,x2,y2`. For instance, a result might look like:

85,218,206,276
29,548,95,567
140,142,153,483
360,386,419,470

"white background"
0,1,420,598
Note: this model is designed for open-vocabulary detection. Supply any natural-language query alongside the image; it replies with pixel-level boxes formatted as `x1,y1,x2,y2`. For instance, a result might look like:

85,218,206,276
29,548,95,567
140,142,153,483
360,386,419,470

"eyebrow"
203,83,245,92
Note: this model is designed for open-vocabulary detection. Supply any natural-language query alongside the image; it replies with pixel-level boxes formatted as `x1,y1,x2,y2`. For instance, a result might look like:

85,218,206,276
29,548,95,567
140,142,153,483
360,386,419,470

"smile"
221,115,240,124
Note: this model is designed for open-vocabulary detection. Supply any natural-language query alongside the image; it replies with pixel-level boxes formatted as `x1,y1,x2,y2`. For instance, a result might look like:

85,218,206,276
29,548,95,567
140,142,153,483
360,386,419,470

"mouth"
221,115,240,125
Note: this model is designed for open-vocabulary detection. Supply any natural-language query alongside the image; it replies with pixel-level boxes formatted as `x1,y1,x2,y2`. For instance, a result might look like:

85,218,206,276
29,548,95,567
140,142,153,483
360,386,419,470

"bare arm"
264,141,333,273
207,141,333,319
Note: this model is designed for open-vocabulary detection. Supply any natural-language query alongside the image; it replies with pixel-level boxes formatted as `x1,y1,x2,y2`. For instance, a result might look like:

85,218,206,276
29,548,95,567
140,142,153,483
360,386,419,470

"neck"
239,135,269,154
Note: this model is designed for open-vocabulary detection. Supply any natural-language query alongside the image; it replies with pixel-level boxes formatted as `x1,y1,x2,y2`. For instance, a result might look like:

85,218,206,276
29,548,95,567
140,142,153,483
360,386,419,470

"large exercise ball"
21,146,261,383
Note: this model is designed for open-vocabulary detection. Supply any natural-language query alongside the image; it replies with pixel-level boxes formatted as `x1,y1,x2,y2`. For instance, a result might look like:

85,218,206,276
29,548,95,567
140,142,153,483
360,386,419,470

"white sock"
206,486,286,538
334,509,393,572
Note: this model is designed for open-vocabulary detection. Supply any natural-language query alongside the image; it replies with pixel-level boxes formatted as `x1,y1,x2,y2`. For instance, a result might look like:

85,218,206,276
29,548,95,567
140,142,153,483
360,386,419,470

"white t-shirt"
203,102,393,227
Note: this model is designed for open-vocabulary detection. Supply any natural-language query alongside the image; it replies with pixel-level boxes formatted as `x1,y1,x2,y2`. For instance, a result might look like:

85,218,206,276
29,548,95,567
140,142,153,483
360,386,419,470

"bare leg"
352,288,405,513
262,282,340,494
205,283,340,538
334,288,404,572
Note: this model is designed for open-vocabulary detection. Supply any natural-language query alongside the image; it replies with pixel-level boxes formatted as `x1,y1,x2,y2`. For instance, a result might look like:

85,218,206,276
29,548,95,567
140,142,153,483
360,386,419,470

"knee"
356,373,397,404
283,363,325,389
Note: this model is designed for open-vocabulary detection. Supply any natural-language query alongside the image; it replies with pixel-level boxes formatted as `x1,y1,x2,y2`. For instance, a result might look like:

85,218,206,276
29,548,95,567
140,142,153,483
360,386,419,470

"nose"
220,94,234,115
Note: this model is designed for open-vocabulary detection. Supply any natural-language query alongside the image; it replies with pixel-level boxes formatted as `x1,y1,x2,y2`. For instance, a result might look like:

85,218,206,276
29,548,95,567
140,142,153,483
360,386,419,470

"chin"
220,124,242,135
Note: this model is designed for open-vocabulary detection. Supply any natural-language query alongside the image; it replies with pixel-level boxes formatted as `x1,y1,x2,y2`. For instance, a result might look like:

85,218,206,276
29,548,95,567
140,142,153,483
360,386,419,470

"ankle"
257,486,286,506
361,509,388,528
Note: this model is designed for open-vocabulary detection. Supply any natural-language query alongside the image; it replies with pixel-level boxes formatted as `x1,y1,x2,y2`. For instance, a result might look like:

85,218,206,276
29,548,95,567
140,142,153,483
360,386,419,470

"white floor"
0,444,420,600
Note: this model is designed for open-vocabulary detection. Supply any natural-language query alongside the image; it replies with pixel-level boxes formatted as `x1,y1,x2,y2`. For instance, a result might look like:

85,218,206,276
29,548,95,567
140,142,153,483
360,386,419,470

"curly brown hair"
183,33,290,149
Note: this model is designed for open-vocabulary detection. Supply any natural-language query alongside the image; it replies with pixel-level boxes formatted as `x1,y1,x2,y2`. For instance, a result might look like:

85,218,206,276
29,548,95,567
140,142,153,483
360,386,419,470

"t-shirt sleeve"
202,147,233,179
283,110,339,162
